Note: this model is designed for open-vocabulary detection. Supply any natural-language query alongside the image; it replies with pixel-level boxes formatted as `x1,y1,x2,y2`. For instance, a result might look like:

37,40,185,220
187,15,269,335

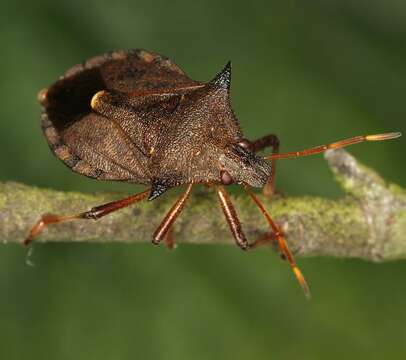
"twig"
0,149,405,262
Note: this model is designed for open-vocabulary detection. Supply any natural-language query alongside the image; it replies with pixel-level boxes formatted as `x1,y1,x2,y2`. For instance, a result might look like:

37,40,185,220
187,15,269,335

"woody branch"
0,149,405,262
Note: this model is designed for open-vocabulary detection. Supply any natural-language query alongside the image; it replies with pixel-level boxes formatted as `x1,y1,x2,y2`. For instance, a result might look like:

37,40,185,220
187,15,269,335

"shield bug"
26,49,401,297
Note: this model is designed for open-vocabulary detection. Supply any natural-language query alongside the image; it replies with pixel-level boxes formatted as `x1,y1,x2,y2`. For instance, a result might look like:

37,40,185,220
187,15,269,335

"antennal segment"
264,132,401,160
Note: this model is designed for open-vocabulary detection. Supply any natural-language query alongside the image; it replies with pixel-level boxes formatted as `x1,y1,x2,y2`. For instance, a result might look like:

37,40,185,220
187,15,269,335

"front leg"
216,185,310,298
240,134,280,197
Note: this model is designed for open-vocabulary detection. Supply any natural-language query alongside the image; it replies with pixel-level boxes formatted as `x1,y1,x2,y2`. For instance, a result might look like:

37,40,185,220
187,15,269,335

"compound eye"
220,170,234,185
237,138,252,150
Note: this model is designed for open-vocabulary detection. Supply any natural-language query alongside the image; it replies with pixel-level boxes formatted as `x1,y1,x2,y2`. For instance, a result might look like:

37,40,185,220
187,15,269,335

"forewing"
41,49,200,182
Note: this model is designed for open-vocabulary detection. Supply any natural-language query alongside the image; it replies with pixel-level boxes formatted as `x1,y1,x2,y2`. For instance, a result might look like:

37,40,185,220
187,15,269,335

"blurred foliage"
0,0,405,359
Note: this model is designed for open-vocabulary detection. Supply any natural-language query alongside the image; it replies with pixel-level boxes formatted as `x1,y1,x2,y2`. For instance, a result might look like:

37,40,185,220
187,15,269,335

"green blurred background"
0,0,405,359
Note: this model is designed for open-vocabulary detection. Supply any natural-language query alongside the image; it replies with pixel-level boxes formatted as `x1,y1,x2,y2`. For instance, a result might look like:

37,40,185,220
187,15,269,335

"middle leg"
152,184,193,245
164,226,175,250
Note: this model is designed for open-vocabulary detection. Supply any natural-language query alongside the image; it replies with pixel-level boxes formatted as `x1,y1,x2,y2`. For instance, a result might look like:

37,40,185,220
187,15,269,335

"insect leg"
24,189,150,245
164,225,175,250
250,134,280,153
245,232,278,250
250,134,280,197
264,132,401,160
216,186,249,250
243,184,311,298
152,184,193,245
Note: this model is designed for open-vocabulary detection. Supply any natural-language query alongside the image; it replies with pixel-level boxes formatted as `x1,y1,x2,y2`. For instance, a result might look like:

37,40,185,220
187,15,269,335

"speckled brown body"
39,49,272,199
29,48,397,296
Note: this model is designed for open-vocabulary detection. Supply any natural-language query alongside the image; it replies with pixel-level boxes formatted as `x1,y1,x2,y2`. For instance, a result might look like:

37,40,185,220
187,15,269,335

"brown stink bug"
26,49,401,297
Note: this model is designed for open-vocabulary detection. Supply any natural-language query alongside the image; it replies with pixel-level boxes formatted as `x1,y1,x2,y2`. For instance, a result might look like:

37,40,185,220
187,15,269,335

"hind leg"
24,189,150,245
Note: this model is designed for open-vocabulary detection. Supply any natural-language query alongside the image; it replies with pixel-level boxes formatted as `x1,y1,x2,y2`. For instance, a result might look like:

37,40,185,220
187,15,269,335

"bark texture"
0,149,405,262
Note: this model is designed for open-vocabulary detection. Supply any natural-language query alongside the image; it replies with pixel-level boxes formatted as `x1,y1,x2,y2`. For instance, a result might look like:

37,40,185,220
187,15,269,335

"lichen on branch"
0,149,405,262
